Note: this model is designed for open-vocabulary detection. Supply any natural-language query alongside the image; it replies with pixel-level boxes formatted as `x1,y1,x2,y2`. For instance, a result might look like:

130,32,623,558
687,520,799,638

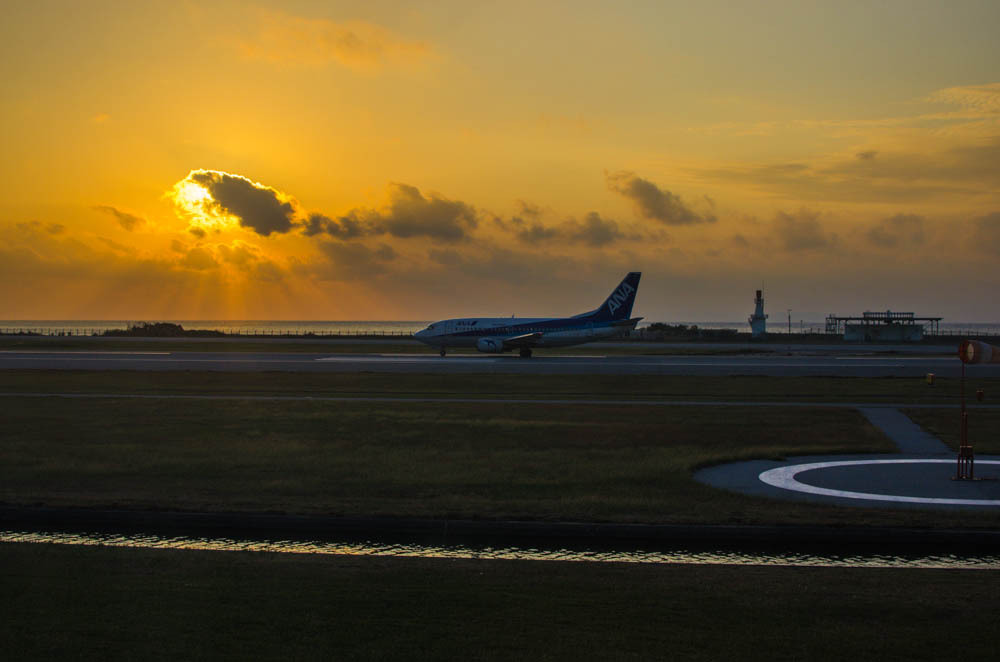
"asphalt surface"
696,453,1000,509
0,349,993,376
696,407,1000,510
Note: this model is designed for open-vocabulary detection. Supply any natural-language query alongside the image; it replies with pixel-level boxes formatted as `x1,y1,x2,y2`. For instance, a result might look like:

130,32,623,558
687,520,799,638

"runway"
0,349,994,376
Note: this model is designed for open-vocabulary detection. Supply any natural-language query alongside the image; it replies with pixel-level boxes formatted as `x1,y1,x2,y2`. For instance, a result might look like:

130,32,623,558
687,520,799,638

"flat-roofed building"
825,310,941,342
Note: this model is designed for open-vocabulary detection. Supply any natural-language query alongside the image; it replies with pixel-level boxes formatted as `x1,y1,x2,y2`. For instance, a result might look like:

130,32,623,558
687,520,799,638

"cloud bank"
169,170,299,236
606,171,716,225
499,211,625,246
187,170,296,236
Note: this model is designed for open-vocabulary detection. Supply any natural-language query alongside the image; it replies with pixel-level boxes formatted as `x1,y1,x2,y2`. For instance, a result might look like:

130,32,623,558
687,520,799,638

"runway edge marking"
759,459,1000,506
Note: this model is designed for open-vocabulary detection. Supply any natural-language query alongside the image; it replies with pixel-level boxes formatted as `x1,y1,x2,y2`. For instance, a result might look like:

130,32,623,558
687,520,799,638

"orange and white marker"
958,339,1000,364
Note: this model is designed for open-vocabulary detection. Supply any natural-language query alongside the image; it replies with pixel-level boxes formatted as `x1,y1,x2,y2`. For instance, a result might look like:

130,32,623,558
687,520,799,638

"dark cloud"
773,210,833,251
515,221,559,243
856,150,878,160
189,170,296,236
188,226,207,239
366,183,477,241
866,213,925,248
178,246,218,271
824,141,1000,187
606,171,716,225
697,138,1000,204
172,173,482,244
306,240,398,280
215,241,287,282
0,226,211,298
16,220,67,236
0,221,310,318
313,183,477,243
516,200,543,218
563,212,623,246
94,205,145,231
216,242,259,267
302,212,366,239
502,211,624,247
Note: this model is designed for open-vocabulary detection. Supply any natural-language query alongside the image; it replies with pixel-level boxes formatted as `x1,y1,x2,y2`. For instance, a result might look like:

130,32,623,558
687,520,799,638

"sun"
167,176,237,231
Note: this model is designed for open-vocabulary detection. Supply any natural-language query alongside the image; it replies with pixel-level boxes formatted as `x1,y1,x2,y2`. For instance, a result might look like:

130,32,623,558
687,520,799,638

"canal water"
3,530,997,570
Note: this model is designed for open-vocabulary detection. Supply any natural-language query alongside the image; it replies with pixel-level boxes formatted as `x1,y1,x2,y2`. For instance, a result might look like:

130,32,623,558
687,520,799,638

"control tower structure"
749,289,768,338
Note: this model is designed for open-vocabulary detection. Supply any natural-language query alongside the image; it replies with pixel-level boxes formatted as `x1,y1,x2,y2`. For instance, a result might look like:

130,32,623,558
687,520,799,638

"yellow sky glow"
1,1,999,322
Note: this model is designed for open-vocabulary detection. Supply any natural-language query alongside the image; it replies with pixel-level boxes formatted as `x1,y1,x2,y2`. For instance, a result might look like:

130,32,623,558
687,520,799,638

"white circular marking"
759,459,1000,506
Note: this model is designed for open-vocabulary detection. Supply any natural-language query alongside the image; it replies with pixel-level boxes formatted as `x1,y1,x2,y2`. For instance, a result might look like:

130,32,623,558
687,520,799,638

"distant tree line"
102,322,226,338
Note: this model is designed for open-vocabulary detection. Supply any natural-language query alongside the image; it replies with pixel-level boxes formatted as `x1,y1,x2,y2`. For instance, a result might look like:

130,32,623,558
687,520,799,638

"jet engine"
476,337,505,353
959,340,1000,364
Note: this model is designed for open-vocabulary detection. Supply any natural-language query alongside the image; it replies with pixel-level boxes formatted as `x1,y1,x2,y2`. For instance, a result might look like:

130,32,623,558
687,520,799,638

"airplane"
413,272,642,357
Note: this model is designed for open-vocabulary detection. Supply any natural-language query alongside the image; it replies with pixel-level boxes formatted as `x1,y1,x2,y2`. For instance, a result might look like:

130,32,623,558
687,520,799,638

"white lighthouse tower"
749,289,768,338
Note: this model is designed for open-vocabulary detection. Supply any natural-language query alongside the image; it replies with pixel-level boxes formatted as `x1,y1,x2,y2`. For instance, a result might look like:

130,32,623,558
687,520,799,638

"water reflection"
2,530,998,569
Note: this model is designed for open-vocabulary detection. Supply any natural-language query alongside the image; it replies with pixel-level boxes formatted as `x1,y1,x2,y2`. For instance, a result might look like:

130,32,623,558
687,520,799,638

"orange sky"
2,1,999,322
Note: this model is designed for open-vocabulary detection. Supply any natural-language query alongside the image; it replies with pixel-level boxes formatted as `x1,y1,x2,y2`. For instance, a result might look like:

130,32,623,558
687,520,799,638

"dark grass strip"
2,542,998,661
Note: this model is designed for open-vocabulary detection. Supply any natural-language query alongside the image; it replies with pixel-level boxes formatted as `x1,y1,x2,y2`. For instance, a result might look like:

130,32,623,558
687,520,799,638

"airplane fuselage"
414,315,637,350
413,272,643,355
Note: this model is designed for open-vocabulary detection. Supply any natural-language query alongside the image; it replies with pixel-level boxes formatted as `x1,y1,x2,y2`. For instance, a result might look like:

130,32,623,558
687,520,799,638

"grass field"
0,394,888,522
2,542,998,661
1,369,991,403
4,385,1000,529
3,370,999,528
905,408,1000,455
3,370,997,658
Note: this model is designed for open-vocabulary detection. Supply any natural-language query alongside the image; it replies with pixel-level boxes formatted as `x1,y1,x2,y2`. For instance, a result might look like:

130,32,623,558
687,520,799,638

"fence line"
0,328,420,338
4,326,1000,339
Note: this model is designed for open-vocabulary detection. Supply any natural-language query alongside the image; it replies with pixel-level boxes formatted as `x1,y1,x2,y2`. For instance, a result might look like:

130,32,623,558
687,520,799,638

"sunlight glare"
168,177,237,231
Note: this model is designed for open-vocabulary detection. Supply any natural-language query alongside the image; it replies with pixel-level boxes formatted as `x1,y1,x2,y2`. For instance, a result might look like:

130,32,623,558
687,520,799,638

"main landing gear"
439,347,447,357
519,347,533,358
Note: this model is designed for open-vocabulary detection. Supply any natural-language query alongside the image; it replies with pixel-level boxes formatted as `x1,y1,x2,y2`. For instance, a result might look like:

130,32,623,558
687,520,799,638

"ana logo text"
606,282,635,315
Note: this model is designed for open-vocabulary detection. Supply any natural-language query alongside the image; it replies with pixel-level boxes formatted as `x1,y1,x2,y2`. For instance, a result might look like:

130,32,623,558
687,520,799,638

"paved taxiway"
0,349,994,376
697,406,1000,510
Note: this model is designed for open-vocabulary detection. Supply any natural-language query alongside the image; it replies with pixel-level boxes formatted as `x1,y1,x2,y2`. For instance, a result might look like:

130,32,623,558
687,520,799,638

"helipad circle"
759,459,1000,506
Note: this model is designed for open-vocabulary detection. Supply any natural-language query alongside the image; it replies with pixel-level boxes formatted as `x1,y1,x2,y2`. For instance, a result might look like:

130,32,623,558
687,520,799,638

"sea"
2,320,1000,337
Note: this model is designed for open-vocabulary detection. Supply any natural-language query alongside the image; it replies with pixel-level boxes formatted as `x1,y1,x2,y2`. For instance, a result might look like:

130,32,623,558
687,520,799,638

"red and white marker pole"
959,339,1000,364
954,340,999,479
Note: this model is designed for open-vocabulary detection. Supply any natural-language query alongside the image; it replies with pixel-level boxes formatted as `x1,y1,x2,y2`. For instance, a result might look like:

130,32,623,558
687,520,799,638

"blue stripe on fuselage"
430,316,623,341
448,318,580,338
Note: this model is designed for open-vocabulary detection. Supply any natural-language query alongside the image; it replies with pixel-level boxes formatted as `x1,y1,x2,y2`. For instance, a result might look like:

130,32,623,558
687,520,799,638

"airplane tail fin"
573,272,641,322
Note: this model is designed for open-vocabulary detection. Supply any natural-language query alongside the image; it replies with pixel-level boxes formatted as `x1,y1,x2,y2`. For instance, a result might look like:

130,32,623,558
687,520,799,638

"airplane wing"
501,332,544,349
